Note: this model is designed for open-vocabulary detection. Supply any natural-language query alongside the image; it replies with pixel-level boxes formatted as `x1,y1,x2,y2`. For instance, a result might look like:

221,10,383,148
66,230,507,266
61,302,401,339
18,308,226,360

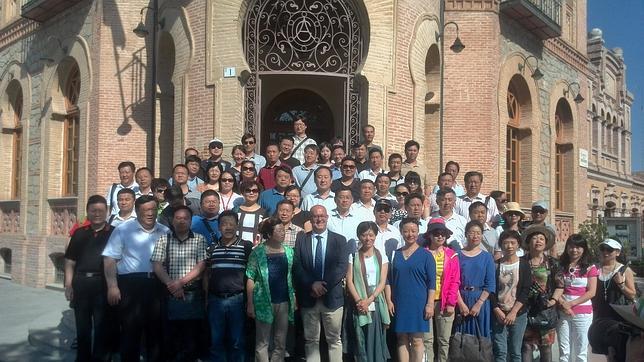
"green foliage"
578,220,608,261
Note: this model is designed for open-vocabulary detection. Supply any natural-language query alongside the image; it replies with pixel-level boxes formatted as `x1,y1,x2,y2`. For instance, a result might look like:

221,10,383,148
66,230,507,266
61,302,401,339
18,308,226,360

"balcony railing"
21,0,83,22
500,0,562,40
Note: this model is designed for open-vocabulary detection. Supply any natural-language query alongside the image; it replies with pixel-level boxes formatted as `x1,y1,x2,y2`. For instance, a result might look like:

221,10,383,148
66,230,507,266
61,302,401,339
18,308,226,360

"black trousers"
166,319,201,362
72,275,116,362
117,275,163,362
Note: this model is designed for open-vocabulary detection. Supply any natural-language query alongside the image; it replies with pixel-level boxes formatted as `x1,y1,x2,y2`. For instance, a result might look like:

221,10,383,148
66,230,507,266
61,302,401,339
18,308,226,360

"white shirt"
374,224,403,261
351,199,377,219
430,212,467,248
327,208,363,245
102,219,170,274
311,229,329,278
109,211,137,228
106,182,140,216
455,193,500,223
302,191,336,213
358,168,386,182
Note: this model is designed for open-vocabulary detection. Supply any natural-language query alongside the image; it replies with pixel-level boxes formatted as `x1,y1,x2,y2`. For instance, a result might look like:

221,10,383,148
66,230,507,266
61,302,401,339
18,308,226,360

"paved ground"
2,277,642,361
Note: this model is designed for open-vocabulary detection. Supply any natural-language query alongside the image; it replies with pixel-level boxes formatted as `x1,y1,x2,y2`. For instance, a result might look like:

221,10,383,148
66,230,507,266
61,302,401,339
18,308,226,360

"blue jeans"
492,311,528,362
208,293,246,362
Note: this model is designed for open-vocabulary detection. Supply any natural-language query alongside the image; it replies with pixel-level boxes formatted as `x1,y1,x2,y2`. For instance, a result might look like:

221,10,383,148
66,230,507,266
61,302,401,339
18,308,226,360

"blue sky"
587,0,644,171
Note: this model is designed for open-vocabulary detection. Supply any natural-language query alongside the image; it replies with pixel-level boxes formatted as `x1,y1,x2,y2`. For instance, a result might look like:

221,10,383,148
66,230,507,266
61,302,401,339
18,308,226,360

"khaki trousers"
255,302,289,362
424,301,455,362
301,299,343,362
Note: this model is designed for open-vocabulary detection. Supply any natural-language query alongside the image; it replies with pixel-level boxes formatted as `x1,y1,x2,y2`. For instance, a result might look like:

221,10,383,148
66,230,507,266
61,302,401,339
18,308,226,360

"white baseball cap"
599,238,622,250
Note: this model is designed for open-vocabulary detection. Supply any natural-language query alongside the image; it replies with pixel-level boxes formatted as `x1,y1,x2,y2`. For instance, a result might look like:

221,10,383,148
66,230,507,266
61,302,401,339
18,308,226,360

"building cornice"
445,0,499,12
0,18,38,52
545,37,590,76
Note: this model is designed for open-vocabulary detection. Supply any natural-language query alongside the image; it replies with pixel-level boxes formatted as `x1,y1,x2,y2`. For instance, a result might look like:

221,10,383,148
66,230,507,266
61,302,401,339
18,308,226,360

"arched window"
6,80,23,199
63,64,80,196
555,98,573,211
506,83,520,202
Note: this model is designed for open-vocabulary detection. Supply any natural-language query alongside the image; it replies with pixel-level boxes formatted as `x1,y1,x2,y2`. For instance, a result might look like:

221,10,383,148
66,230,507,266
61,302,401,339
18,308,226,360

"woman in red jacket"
422,218,461,362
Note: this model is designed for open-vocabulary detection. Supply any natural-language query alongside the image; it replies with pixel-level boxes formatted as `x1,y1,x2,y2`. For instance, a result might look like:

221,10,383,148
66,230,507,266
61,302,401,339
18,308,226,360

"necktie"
314,235,323,279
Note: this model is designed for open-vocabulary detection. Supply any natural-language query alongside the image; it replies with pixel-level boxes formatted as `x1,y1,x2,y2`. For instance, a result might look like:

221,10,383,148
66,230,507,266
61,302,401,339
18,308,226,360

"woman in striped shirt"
557,234,598,362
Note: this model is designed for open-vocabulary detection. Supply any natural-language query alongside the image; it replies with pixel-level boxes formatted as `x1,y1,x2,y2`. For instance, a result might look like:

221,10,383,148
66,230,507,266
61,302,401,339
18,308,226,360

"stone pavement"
1,277,642,361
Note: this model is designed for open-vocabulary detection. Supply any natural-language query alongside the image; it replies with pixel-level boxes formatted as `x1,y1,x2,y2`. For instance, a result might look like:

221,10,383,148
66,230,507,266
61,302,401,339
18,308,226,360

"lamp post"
564,82,585,104
133,1,159,173
438,3,465,169
518,55,544,80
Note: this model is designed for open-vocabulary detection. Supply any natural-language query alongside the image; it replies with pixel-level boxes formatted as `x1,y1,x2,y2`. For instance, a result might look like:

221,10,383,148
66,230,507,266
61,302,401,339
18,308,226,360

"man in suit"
294,205,349,362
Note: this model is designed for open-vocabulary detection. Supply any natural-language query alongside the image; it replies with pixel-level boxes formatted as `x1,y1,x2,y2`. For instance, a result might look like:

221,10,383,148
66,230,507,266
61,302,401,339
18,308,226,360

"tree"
578,220,608,261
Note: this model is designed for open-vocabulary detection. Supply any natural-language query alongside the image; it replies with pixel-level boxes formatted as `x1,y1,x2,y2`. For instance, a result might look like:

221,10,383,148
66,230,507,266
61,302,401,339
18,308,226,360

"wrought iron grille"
244,0,364,145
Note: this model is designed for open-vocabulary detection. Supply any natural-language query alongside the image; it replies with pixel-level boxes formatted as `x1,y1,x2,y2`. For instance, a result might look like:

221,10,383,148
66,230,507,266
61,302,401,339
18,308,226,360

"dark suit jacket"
294,230,348,310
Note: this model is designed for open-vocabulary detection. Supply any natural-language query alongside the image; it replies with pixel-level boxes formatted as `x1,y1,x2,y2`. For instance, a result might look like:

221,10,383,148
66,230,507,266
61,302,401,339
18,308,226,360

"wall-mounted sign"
579,148,589,168
223,67,236,78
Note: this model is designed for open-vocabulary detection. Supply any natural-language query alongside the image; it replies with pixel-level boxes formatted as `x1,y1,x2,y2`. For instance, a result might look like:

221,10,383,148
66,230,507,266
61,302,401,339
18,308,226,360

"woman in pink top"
557,234,598,362
422,218,460,362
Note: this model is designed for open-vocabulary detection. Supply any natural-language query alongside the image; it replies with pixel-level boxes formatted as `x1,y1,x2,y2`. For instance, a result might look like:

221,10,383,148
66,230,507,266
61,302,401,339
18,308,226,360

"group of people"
63,118,643,362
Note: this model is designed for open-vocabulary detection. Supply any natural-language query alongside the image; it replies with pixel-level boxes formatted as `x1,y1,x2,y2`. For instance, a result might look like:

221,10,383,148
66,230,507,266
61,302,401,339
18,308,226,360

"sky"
587,0,644,171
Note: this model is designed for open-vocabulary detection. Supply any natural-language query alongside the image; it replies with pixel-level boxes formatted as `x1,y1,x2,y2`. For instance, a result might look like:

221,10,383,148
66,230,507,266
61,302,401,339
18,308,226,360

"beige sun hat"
503,202,525,217
522,224,555,250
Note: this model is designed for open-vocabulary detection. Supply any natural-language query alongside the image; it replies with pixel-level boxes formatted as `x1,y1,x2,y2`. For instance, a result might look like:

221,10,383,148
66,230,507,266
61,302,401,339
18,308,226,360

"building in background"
0,0,630,287
585,28,644,258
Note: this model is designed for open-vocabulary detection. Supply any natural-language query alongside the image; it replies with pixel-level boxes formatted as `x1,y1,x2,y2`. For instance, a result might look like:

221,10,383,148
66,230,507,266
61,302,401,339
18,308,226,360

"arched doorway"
244,0,367,148
262,88,334,143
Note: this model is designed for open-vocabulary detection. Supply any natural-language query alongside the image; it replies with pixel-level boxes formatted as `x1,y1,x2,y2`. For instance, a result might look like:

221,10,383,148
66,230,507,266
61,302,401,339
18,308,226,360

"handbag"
448,316,493,362
527,306,560,330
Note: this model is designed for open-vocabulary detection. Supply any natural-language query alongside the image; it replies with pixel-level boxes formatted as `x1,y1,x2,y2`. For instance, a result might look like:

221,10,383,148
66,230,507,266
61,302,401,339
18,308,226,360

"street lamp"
438,19,465,167
564,82,585,104
132,2,159,173
518,55,544,80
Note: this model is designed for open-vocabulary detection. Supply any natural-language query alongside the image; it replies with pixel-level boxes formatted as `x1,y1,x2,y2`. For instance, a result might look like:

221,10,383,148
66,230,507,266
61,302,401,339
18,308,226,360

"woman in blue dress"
456,220,496,338
386,217,436,362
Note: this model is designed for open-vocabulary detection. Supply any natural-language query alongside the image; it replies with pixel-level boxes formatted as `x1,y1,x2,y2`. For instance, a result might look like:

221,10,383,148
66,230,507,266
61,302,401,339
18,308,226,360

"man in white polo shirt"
102,195,170,361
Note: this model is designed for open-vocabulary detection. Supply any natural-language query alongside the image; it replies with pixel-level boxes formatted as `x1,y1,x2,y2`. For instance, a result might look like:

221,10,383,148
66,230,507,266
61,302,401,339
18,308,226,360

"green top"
352,249,390,327
245,243,295,324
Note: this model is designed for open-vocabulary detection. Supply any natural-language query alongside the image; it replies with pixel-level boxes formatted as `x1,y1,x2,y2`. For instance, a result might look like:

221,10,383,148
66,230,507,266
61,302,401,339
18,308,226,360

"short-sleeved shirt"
358,168,386,182
150,231,207,282
562,265,599,314
497,260,520,312
247,153,267,172
330,178,361,201
430,213,467,248
455,193,500,223
65,224,114,273
109,212,137,228
237,207,266,245
259,188,285,217
191,215,221,245
283,223,304,248
327,208,363,246
207,238,253,295
292,164,319,197
301,191,336,213
102,219,170,275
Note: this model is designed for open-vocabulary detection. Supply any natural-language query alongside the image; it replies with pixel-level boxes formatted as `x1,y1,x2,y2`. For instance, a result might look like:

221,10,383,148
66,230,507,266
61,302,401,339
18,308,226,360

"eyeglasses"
431,232,447,238
395,192,409,197
342,164,356,169
244,140,256,145
466,231,482,236
221,178,234,183
531,208,547,214
244,188,260,194
242,167,255,171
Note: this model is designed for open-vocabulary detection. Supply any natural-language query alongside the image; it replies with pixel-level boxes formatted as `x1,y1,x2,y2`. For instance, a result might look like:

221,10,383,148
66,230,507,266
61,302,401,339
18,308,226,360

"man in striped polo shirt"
206,210,253,362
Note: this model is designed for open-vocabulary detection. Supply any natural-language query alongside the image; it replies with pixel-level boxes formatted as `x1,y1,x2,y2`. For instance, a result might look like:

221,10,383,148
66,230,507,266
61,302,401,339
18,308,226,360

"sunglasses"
375,206,391,212
221,178,234,183
531,208,546,214
155,188,167,193
242,167,255,171
395,192,409,197
342,164,356,169
244,188,260,194
431,231,447,238
210,144,223,149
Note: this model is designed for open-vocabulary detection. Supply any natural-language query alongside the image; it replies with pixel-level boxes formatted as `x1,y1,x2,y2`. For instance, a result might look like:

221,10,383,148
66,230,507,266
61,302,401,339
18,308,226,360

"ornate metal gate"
244,0,365,144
